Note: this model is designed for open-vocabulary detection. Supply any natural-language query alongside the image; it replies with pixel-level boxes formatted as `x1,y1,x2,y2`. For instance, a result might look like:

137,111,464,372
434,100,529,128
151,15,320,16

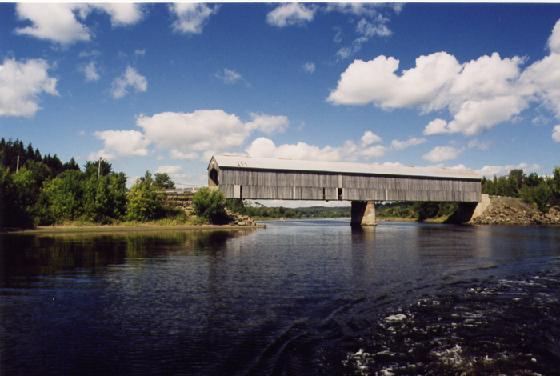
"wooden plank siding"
216,168,481,202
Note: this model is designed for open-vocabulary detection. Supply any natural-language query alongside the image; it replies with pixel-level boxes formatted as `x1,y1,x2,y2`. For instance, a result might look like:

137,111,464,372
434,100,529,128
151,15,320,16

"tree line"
482,168,560,212
0,138,178,229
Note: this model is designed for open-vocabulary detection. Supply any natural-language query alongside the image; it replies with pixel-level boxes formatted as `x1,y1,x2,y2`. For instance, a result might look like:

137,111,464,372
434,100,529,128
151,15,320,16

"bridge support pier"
350,201,376,226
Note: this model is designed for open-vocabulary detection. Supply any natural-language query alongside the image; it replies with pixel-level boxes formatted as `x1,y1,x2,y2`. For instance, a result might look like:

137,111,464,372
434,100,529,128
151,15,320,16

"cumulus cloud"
111,66,147,99
214,68,243,84
137,110,252,160
303,62,316,74
422,146,462,163
266,3,316,27
476,163,541,177
549,19,560,54
245,130,385,162
390,137,426,150
94,130,150,159
246,113,289,134
81,61,100,82
93,4,144,26
170,3,218,34
361,130,382,145
0,58,58,117
423,118,449,135
15,4,143,45
330,20,560,136
246,137,341,161
553,125,560,142
156,165,182,175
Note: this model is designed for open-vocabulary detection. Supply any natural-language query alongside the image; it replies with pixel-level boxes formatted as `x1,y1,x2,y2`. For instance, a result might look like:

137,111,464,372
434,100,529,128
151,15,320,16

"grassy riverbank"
6,222,264,235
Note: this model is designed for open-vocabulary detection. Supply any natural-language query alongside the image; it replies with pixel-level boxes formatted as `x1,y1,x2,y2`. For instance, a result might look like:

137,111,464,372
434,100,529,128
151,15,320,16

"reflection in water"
0,230,247,287
1,221,559,375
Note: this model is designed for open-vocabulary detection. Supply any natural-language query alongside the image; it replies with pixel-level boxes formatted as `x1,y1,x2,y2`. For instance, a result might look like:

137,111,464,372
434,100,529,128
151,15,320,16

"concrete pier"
350,201,376,226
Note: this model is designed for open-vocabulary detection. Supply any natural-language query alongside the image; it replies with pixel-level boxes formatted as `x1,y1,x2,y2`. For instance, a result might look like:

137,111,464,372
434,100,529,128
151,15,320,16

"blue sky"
1,2,560,188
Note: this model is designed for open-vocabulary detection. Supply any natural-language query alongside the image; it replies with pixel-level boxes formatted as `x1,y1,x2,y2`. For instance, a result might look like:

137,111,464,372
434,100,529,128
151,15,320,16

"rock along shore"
470,195,560,226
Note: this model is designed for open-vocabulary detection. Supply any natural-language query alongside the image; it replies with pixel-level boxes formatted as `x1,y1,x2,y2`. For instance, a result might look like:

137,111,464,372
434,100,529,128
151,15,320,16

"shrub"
126,171,164,221
192,187,228,224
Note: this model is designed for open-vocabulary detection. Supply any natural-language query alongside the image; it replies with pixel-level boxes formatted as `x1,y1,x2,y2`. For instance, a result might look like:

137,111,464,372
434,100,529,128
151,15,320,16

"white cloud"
134,49,146,56
156,165,182,175
15,4,90,44
245,130,386,162
246,137,343,161
81,61,100,82
137,110,251,159
170,150,198,160
356,15,391,38
246,113,289,134
361,130,382,145
477,163,541,177
0,58,58,117
156,165,194,187
93,4,144,26
94,130,150,158
327,4,399,60
466,139,490,150
15,4,143,45
303,62,316,74
548,19,560,54
214,68,243,84
266,3,316,27
422,146,461,163
111,66,147,99
170,3,218,34
331,20,560,136
424,118,449,135
553,125,560,142
390,137,426,150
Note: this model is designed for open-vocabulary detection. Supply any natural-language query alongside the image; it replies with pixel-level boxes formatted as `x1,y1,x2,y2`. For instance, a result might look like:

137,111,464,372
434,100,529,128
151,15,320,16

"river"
1,220,559,375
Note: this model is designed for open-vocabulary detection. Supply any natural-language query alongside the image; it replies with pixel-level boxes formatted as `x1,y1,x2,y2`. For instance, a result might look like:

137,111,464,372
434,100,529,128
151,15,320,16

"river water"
1,220,559,375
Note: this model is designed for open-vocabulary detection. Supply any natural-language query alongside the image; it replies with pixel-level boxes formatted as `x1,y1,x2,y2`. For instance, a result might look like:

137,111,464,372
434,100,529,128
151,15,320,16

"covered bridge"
207,155,482,225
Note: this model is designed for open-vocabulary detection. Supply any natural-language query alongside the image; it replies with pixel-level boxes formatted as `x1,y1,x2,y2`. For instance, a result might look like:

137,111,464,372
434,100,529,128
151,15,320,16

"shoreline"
4,223,264,235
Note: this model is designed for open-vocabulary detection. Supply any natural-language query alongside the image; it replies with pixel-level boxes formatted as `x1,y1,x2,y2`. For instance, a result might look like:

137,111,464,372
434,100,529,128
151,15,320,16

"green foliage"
126,171,164,221
520,183,553,213
154,173,175,190
482,167,560,212
84,160,112,178
0,166,34,228
41,170,84,222
192,187,228,224
226,199,350,219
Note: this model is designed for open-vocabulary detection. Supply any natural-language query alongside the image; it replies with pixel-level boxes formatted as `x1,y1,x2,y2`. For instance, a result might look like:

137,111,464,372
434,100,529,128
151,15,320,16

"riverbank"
4,222,265,235
469,195,560,225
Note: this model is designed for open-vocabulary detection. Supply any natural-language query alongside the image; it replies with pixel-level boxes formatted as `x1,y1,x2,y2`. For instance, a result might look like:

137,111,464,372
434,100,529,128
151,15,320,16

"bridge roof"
211,155,481,180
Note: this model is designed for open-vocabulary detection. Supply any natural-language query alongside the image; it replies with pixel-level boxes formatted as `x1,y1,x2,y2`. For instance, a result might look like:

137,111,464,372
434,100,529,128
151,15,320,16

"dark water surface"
1,220,559,375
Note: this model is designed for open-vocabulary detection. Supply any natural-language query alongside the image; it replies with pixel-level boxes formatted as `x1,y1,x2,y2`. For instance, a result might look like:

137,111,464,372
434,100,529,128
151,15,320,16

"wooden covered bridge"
207,155,482,226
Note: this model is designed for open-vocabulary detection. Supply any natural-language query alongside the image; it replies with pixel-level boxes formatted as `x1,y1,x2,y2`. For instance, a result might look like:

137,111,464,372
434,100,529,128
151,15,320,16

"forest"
0,138,180,229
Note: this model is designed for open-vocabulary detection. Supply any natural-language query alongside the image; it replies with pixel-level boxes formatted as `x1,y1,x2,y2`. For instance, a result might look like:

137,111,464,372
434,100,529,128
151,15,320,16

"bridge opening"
209,168,219,186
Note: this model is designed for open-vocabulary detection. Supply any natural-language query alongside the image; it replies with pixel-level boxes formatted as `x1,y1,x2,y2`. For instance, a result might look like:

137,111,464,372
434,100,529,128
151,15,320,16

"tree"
41,170,84,222
126,171,164,221
0,166,34,228
84,159,112,178
192,187,228,224
154,173,175,190
520,182,552,213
